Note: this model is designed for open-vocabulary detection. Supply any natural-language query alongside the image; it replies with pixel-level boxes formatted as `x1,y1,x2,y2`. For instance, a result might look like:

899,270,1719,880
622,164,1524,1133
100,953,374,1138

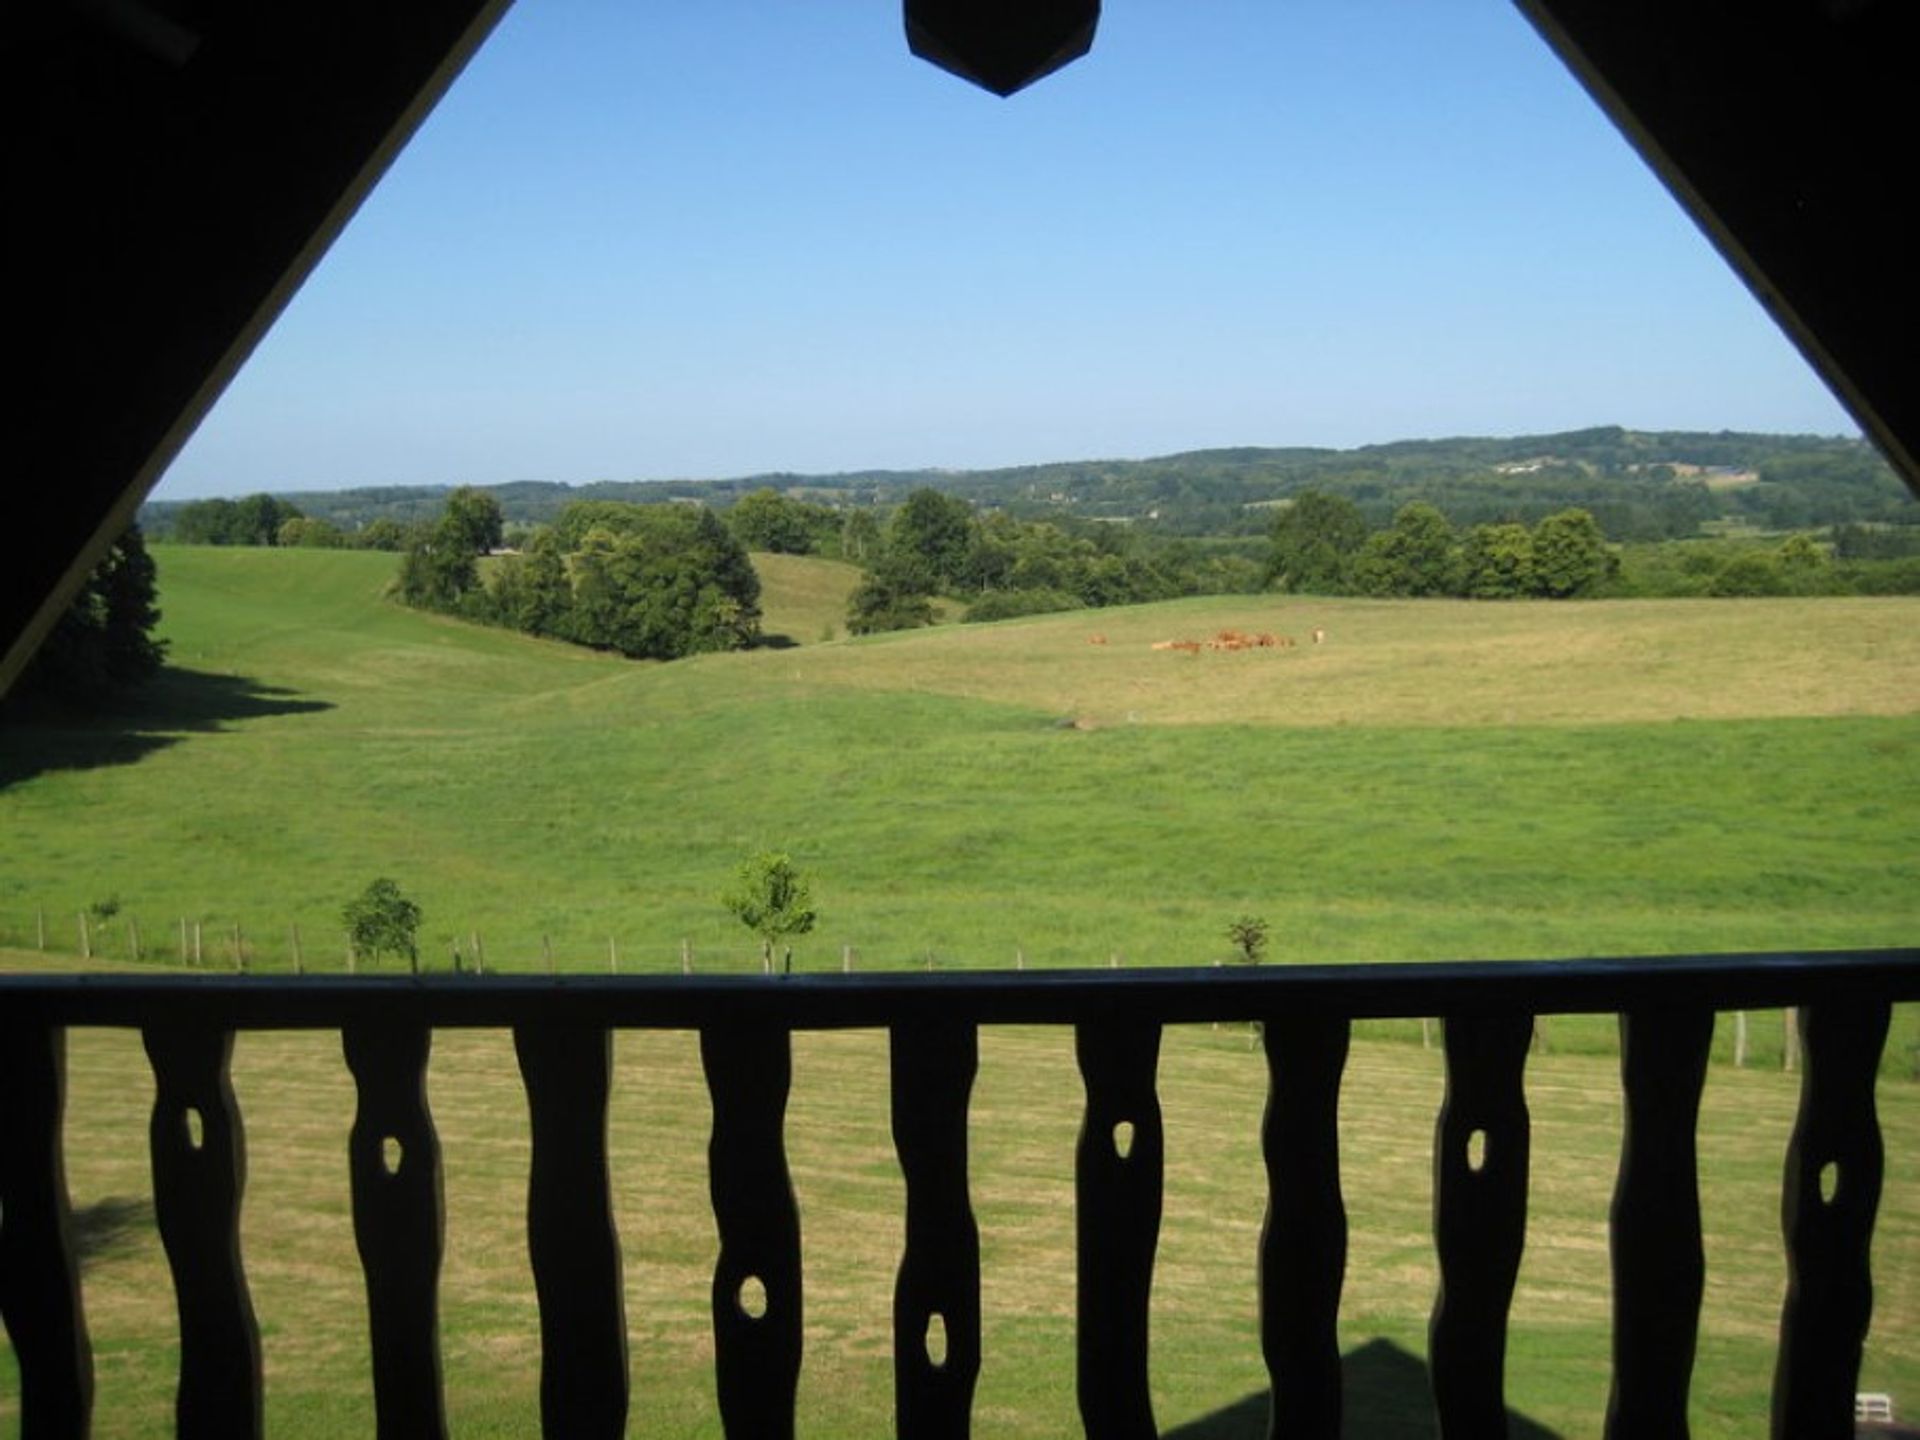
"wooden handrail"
0,947,1913,1029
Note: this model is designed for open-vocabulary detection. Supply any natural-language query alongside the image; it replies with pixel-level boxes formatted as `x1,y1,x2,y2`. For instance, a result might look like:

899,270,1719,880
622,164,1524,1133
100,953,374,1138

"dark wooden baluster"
702,1023,802,1440
514,1025,627,1440
1076,1019,1163,1440
1429,1013,1532,1440
891,1020,981,1440
1260,1015,1349,1440
1773,1001,1890,1440
143,1025,262,1440
0,1022,93,1440
1606,1008,1712,1440
343,1020,447,1440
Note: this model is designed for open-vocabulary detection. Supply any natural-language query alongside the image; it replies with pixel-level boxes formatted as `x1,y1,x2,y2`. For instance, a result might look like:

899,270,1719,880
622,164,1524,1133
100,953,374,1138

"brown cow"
1088,634,1108,646
1312,626,1326,645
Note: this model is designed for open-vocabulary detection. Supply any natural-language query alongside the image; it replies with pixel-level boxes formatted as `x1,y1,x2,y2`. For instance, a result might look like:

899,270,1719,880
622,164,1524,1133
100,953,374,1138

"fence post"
36,907,46,950
1017,947,1025,971
233,925,245,973
193,921,203,967
471,931,482,975
843,944,852,974
178,917,188,965
78,910,90,959
542,934,553,974
1783,1007,1800,1072
1734,1010,1748,1067
1422,1017,1434,1051
681,938,691,975
291,924,303,975
608,936,618,973
1110,950,1120,969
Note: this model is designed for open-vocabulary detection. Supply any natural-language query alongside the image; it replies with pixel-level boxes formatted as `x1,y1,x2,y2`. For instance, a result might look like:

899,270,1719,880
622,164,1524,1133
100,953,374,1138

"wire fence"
4,906,1904,1077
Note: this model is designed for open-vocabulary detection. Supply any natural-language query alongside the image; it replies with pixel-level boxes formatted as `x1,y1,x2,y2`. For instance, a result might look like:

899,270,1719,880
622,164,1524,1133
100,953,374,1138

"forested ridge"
144,426,1912,542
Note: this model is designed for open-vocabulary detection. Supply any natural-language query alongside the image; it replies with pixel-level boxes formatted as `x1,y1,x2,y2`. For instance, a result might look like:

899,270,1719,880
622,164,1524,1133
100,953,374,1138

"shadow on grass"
71,1195,155,1273
1162,1337,1565,1440
0,667,332,790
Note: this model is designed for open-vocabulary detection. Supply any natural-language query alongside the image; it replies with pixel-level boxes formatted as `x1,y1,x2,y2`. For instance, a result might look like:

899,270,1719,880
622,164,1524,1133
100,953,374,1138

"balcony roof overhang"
8,1,1917,694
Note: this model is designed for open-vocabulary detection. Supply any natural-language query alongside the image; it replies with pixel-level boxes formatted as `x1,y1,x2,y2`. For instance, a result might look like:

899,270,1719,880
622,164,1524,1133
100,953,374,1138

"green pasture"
0,547,1913,996
0,954,1913,1439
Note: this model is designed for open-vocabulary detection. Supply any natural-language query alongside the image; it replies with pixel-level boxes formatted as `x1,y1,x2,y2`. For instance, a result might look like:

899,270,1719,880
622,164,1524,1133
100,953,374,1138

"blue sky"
156,2,1857,500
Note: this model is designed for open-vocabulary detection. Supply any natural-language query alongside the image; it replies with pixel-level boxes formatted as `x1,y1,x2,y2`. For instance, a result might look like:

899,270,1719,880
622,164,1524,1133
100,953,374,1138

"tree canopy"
6,527,166,707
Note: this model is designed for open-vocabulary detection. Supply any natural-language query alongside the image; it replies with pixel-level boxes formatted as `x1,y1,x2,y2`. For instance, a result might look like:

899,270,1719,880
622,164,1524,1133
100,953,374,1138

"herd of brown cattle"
1085,627,1326,651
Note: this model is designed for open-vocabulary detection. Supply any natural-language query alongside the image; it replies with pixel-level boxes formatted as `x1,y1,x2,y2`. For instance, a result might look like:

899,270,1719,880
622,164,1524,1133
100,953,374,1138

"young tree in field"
343,878,422,973
722,852,817,975
1225,915,1270,965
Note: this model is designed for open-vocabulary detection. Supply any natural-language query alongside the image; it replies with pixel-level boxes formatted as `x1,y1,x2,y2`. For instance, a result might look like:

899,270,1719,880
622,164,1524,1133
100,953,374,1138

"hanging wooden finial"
905,0,1100,97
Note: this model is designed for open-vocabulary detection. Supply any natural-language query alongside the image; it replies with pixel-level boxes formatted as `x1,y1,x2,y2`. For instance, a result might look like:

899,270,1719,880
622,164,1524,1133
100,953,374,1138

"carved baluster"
702,1023,802,1440
1430,1013,1532,1440
144,1025,262,1440
1076,1019,1163,1440
344,1021,447,1440
1605,1008,1711,1440
515,1025,627,1440
891,1020,981,1440
0,1022,92,1440
1773,1001,1889,1440
1260,1015,1349,1440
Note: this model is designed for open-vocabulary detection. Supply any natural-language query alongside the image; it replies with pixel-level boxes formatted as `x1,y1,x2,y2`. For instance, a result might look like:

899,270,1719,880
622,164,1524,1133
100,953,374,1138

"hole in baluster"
382,1136,403,1175
1820,1162,1840,1204
738,1275,768,1319
1112,1120,1135,1159
925,1311,948,1369
1466,1129,1487,1173
184,1107,205,1151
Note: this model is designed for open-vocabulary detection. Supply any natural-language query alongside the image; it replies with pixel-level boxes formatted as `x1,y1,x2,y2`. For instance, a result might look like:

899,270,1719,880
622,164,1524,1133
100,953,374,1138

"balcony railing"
2,948,1915,1439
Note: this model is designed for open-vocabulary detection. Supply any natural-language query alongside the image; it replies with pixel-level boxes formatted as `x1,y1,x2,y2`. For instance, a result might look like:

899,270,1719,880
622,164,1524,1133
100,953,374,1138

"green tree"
886,489,976,591
277,516,344,548
1268,491,1369,593
722,852,817,974
441,486,505,556
846,557,936,634
1460,522,1537,599
7,527,166,706
354,518,410,551
728,488,818,554
1351,502,1461,597
1530,508,1612,598
1225,915,1269,965
342,878,422,973
557,506,761,657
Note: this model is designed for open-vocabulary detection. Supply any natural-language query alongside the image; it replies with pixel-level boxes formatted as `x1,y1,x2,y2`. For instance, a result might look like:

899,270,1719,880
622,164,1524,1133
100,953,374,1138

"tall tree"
441,486,505,556
6,527,166,705
1268,491,1369,593
1531,508,1612,597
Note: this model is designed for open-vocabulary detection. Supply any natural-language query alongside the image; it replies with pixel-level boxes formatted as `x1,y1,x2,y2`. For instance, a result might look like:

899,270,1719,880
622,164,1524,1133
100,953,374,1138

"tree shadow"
0,666,332,790
1161,1337,1566,1439
70,1195,155,1273
750,632,801,650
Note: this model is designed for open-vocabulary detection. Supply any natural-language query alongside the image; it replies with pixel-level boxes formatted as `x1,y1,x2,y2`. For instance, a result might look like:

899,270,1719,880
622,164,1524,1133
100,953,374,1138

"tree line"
395,489,764,660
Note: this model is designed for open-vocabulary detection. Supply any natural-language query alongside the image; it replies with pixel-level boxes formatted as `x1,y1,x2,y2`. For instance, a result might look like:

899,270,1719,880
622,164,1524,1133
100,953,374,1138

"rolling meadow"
3,543,1918,1436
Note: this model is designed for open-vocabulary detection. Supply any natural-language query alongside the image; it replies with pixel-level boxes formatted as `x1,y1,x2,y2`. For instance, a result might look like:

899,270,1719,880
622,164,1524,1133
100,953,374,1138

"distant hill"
142,426,1913,542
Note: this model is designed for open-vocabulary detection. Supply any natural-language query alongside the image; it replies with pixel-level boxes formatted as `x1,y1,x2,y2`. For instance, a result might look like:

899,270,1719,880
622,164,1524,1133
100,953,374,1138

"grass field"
2,546,1917,1433
1,546,1914,988
0,947,1913,1439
